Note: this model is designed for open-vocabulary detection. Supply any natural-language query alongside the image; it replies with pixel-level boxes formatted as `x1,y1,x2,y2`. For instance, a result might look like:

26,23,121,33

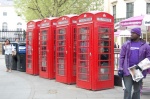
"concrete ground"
0,55,150,99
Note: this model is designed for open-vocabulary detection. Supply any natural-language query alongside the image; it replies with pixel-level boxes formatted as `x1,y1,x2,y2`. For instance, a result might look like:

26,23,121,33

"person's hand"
118,70,124,78
135,65,142,71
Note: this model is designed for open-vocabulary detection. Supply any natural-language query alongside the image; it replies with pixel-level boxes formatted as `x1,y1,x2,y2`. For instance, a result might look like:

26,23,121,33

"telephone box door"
26,30,35,74
56,27,68,82
76,25,92,89
39,29,48,78
93,25,114,90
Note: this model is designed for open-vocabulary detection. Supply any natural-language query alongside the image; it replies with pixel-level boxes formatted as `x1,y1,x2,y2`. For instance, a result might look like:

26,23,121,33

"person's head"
130,27,141,41
5,39,10,45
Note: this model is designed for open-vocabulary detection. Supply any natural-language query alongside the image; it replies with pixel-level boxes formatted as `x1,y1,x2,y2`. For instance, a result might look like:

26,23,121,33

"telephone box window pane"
41,41,47,45
28,63,32,68
42,30,47,35
100,41,110,46
42,61,46,67
42,35,47,40
58,41,65,46
99,47,110,53
98,27,110,33
79,47,88,53
41,67,46,71
80,41,89,46
80,61,89,67
99,34,110,39
98,61,109,66
42,46,46,50
80,27,89,34
79,74,88,80
99,75,109,80
100,68,109,74
58,58,64,64
58,64,64,69
80,34,89,40
99,54,109,60
58,47,65,51
59,29,66,34
58,35,65,40
28,50,32,55
58,70,65,75
58,52,65,57
79,67,88,73
79,54,89,60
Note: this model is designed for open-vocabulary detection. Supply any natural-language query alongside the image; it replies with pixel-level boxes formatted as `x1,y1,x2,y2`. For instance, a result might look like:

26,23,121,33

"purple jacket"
119,39,150,77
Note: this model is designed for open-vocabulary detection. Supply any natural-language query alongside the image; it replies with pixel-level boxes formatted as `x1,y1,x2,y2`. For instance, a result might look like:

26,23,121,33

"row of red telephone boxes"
26,11,114,90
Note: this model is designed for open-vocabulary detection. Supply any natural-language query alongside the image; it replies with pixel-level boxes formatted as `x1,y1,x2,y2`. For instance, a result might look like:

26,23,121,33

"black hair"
5,39,10,44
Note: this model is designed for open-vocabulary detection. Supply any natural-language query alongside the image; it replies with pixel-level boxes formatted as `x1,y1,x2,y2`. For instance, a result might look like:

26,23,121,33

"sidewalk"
0,55,150,99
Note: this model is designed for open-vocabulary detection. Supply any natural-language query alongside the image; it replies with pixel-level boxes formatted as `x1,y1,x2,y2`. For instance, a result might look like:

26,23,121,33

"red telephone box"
56,15,78,84
39,18,57,79
76,11,114,90
26,20,41,75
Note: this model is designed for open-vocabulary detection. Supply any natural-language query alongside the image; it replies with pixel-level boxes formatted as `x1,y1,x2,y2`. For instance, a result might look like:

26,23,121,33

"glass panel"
42,61,46,67
42,30,47,35
79,67,88,73
80,41,89,47
79,54,89,60
98,61,109,66
59,29,66,34
58,64,64,69
79,47,88,53
58,58,64,64
58,41,65,46
99,75,109,80
99,47,110,53
100,68,109,74
99,34,110,39
99,41,109,46
28,63,31,68
58,35,65,40
58,47,65,51
99,54,109,60
79,74,88,80
58,52,65,57
58,70,65,75
79,61,89,67
80,34,89,40
80,27,89,34
98,27,110,33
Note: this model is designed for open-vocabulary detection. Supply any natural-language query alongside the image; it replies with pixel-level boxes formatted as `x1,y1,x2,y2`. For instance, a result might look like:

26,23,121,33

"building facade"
104,0,150,23
0,0,26,31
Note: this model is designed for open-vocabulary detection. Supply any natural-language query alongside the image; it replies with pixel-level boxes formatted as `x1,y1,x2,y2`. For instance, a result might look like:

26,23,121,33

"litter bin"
16,43,26,72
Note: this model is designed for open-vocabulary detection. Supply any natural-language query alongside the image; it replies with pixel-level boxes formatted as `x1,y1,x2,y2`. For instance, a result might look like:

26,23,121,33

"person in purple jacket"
118,27,150,99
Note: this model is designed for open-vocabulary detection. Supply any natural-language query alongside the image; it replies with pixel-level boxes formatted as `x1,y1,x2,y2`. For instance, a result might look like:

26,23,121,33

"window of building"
2,22,8,31
113,5,116,23
126,3,134,18
147,3,150,14
3,12,7,16
17,22,22,31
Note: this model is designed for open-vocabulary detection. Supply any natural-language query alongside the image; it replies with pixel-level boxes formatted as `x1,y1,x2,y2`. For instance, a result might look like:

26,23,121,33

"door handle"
90,52,91,56
66,51,67,54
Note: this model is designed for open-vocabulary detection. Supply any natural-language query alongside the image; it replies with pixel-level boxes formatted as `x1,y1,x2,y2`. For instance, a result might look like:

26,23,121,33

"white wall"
0,5,26,30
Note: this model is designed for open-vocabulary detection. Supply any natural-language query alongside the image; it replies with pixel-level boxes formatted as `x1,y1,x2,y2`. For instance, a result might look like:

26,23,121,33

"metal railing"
114,48,120,71
0,30,26,42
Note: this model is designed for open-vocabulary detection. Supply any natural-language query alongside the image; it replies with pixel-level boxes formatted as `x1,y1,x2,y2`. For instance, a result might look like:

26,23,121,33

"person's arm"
119,44,126,70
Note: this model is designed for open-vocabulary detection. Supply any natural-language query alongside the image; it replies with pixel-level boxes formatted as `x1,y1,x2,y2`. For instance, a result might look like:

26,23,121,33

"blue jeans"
123,75,142,99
